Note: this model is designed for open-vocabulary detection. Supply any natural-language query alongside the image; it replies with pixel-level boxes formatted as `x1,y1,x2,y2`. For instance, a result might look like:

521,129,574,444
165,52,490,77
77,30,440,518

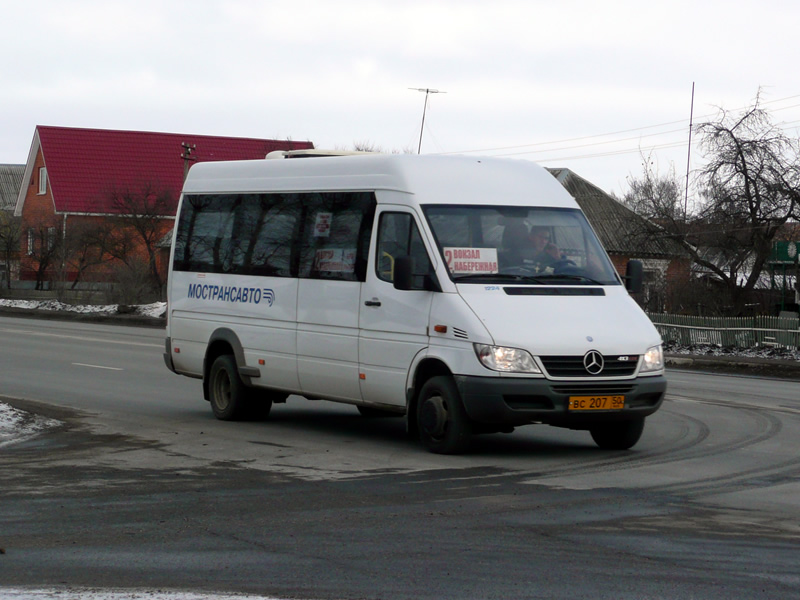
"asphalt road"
1,315,800,599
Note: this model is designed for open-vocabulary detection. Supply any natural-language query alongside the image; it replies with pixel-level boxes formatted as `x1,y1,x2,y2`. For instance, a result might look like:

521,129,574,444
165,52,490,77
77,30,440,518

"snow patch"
663,340,800,362
0,403,61,448
0,299,166,318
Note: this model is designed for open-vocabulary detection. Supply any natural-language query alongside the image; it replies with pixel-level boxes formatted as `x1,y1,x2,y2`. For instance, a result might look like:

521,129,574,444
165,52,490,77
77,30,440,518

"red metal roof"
36,126,314,215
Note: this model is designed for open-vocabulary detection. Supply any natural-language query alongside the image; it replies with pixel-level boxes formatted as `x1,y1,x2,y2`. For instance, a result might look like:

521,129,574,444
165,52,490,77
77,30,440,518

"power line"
446,119,693,155
528,140,692,162
445,94,800,159
463,117,800,164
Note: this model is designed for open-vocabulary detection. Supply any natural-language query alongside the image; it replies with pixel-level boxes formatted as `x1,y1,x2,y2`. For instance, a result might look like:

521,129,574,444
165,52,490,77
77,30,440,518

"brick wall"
18,148,175,286
19,150,60,280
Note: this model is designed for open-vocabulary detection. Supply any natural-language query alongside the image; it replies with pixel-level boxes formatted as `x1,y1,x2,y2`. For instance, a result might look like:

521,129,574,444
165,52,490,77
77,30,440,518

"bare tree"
623,93,800,315
694,93,800,310
622,154,684,223
344,141,414,154
62,220,115,290
106,182,176,298
26,219,63,290
0,212,21,289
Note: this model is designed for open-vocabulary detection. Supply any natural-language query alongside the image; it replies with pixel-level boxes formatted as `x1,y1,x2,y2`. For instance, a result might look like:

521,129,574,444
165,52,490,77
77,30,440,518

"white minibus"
164,154,666,454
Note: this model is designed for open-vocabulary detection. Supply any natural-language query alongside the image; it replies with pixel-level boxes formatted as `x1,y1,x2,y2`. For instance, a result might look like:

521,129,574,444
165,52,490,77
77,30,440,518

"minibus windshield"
423,205,620,285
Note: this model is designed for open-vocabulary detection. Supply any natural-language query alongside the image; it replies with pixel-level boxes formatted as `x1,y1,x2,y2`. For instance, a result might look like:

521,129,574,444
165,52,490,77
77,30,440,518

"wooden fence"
646,313,800,349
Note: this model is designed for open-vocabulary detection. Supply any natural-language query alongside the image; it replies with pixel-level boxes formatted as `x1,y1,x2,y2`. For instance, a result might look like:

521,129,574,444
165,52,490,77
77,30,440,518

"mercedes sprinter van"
164,154,666,454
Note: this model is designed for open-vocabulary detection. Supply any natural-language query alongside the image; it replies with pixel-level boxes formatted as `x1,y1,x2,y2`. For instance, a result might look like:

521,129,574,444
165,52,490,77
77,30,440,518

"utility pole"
409,88,445,153
182,142,197,181
683,82,695,220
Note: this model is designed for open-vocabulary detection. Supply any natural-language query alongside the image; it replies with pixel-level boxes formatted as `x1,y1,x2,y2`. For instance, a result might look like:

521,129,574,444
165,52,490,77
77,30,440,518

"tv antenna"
409,88,446,153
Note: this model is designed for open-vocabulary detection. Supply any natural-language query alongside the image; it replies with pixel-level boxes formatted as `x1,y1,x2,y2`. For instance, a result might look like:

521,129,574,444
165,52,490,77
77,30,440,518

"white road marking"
72,363,124,371
0,327,162,348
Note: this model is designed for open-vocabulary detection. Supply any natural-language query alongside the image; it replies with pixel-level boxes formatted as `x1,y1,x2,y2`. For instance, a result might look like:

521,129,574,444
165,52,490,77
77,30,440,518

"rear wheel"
417,376,472,454
590,418,645,450
208,354,271,421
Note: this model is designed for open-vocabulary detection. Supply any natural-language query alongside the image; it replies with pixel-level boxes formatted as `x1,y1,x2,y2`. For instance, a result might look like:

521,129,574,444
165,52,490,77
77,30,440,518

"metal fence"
646,312,800,349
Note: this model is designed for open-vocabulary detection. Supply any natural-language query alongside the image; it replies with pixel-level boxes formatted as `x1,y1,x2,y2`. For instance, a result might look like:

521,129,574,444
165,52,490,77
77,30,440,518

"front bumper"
455,374,666,429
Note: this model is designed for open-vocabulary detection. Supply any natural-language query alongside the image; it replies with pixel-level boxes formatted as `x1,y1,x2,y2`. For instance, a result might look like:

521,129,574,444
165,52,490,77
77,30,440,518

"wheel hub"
420,396,448,437
213,372,231,410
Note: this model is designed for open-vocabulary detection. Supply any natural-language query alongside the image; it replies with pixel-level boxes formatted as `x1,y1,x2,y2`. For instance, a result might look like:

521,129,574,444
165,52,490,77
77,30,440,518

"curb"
0,306,165,328
666,354,800,380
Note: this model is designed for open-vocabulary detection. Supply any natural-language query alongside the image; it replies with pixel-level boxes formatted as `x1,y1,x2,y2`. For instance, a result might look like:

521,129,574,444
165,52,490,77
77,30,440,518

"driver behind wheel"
500,222,562,273
528,226,561,266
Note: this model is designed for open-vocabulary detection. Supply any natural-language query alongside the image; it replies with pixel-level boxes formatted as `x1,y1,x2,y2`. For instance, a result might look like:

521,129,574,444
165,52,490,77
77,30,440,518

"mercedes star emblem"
583,350,604,375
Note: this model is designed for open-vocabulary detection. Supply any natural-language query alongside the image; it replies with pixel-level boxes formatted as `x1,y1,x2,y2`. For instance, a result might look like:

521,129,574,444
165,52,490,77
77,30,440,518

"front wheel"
416,376,472,454
208,354,271,421
590,418,645,450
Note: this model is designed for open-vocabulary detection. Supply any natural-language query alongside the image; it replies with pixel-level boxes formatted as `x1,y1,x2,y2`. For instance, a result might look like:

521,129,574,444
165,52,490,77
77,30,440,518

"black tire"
208,354,271,421
416,376,472,454
590,418,645,450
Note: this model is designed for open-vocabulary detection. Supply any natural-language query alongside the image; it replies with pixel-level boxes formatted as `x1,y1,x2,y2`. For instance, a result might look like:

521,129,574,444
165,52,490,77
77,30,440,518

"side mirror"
394,256,414,291
624,259,643,294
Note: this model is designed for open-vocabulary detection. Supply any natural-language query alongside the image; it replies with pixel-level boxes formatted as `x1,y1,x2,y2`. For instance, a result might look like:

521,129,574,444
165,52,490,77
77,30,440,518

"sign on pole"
769,241,800,264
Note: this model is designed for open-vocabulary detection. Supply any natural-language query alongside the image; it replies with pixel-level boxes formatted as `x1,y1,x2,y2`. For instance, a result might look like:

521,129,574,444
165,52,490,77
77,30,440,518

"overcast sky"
2,0,799,197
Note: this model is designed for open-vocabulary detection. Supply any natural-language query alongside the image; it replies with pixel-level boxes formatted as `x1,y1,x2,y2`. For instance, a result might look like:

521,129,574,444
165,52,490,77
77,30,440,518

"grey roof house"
0,164,25,211
548,167,690,312
0,164,25,286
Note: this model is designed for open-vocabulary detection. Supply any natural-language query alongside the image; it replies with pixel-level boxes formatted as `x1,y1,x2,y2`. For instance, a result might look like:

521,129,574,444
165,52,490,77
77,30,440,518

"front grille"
540,355,639,378
504,287,605,296
551,383,636,395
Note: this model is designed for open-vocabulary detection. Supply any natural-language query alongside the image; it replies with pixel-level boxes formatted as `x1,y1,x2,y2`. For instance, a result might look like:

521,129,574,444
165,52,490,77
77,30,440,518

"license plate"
568,395,625,411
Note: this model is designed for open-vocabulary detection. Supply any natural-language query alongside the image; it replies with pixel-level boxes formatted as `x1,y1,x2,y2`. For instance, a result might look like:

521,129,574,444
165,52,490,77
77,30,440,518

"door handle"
364,299,382,307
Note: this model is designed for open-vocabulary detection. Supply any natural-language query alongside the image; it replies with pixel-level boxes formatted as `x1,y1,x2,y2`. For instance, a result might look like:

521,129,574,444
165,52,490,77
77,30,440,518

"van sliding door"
295,192,376,402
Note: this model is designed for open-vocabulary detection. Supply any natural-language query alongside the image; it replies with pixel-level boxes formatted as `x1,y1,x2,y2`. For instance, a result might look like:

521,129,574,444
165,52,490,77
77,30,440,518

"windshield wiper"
533,274,607,285
453,273,547,284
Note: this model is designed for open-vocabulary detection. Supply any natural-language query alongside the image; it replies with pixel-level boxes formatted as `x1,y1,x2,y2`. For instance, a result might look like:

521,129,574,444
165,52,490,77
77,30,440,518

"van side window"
231,195,299,277
174,191,375,279
376,212,431,284
174,194,235,273
297,192,376,282
173,193,300,276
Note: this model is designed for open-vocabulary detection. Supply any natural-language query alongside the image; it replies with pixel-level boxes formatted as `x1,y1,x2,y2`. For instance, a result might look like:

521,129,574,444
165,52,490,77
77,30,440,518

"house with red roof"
14,126,313,296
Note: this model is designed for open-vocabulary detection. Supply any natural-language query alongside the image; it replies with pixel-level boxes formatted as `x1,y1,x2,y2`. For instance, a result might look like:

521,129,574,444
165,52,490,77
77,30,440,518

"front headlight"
640,344,664,373
474,344,542,373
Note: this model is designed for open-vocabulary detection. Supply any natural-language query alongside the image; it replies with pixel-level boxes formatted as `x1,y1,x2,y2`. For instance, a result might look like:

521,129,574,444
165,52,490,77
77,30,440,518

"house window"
38,167,47,195
47,227,56,250
27,228,35,255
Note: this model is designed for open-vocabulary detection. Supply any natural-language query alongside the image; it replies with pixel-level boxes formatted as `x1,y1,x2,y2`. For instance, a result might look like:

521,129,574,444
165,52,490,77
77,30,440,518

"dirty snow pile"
663,340,800,362
0,299,166,318
0,403,61,448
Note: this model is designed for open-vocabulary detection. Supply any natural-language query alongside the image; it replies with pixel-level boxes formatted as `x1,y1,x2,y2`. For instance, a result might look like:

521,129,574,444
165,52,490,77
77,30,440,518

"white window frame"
38,167,47,195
